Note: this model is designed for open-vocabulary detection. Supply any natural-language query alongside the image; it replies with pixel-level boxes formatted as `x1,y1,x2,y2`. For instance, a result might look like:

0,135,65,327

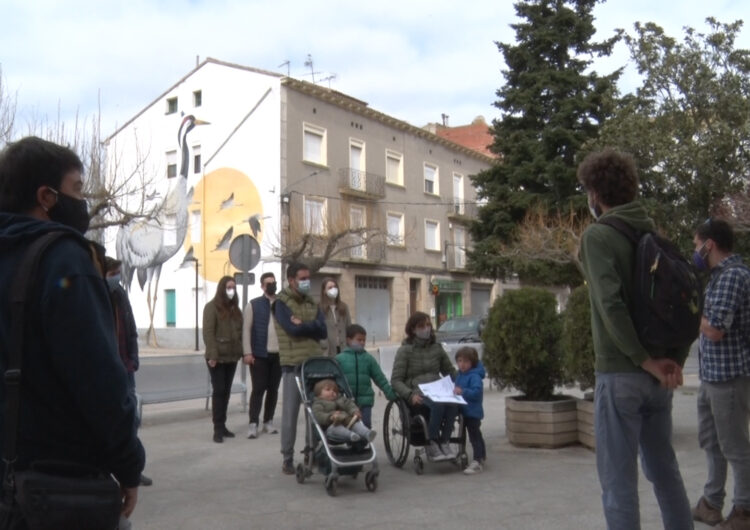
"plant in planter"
561,284,596,450
483,287,577,448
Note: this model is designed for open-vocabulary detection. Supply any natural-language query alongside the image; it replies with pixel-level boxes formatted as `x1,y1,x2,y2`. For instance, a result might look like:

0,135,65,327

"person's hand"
243,354,255,366
410,393,423,406
641,358,683,389
207,359,217,368
454,386,462,395
121,486,138,518
291,316,302,325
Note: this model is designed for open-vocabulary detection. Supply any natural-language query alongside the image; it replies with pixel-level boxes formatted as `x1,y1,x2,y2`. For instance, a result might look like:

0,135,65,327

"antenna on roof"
278,60,290,77
319,74,337,88
304,54,318,83
441,113,450,127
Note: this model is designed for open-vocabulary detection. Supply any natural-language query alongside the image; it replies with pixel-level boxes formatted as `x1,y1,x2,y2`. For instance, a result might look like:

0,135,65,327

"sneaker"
719,505,750,529
439,442,457,459
139,474,153,487
463,460,483,475
349,432,362,442
693,496,723,526
222,427,235,438
263,421,278,434
247,423,258,439
367,430,377,442
282,460,295,475
425,441,443,459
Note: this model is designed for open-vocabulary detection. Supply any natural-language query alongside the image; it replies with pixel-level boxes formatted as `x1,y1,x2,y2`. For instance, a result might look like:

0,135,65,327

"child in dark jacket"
454,346,486,474
336,324,397,428
311,379,376,443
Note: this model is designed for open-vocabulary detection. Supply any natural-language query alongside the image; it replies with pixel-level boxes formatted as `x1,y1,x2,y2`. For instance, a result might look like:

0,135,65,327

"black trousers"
207,361,237,431
248,353,282,424
464,416,486,461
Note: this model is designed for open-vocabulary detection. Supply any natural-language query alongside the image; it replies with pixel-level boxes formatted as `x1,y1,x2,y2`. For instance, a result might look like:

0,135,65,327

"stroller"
294,357,379,496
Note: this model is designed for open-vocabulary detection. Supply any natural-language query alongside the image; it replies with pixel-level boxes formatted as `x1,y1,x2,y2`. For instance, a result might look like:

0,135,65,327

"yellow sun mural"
186,167,263,283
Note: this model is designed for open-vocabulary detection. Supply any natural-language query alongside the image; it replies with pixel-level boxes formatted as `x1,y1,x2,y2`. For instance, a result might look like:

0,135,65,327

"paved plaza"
130,365,720,530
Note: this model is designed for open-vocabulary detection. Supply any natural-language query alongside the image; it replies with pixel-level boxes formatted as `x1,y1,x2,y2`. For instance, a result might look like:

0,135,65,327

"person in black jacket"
0,137,145,525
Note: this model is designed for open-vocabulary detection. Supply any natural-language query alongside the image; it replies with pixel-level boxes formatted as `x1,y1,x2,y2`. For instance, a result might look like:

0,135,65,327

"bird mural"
213,226,234,251
116,113,209,345
247,213,262,239
218,192,235,211
176,245,195,271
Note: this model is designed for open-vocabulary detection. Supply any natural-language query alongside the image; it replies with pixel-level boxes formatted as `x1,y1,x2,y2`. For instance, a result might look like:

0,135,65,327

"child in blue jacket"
454,346,486,474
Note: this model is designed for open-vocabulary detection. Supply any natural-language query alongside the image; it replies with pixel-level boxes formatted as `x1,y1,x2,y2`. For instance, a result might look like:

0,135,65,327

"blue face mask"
693,243,709,271
106,274,121,290
297,279,311,294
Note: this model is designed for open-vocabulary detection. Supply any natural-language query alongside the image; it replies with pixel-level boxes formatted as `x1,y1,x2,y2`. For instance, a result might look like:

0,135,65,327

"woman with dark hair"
203,276,243,443
319,277,351,356
390,311,458,460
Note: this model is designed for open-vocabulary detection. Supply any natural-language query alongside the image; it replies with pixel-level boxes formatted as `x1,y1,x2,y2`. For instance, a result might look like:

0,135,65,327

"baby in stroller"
311,379,377,443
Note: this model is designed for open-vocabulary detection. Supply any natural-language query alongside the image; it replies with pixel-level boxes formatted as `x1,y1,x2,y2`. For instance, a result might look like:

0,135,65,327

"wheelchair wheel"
448,413,466,461
383,400,410,468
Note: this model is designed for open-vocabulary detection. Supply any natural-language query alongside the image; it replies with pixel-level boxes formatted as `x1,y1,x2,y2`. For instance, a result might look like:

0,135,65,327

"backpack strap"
597,216,641,245
3,232,71,481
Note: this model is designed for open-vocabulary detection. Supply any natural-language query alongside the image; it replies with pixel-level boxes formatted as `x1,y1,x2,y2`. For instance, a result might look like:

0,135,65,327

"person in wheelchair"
311,379,377,443
391,312,458,461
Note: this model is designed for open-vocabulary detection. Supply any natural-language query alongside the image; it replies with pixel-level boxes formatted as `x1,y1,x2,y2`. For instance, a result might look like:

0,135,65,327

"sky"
1,0,748,138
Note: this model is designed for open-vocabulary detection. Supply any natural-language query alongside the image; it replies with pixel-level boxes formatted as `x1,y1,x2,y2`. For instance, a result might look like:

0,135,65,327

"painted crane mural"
117,114,208,344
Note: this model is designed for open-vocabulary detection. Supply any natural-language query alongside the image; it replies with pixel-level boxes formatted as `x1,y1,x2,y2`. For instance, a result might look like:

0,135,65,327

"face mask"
226,289,235,299
349,341,364,352
415,327,432,340
106,274,121,290
693,243,709,271
326,287,339,299
48,188,90,234
587,195,602,220
265,282,277,296
297,279,311,294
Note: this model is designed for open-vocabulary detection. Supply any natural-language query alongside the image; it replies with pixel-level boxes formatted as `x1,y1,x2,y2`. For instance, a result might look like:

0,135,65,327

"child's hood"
461,361,486,380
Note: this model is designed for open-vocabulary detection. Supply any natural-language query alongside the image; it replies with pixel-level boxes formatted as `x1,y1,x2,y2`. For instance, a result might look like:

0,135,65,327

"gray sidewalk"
130,379,719,530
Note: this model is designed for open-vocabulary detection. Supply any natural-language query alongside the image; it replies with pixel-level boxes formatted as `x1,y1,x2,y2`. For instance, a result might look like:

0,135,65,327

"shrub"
561,285,595,392
482,287,563,400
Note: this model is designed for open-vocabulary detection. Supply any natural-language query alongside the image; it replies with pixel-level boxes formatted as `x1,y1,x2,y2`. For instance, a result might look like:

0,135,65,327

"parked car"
435,314,486,344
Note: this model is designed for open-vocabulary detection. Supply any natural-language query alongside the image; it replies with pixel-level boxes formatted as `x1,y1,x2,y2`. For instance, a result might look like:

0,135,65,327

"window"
163,214,177,246
166,97,177,114
387,212,404,246
386,150,404,185
424,163,439,195
350,205,366,258
303,123,327,165
454,227,466,268
190,210,201,243
193,145,201,174
453,173,464,214
193,90,202,107
304,196,326,235
166,150,177,178
425,220,440,251
349,139,365,190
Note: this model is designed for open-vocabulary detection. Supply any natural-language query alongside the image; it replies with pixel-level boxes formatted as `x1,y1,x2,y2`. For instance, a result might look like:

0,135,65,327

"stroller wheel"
413,455,424,475
365,471,378,492
295,463,306,484
325,476,338,497
459,452,469,470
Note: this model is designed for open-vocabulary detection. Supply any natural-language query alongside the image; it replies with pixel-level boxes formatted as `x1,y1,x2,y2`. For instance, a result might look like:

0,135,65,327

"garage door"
355,276,390,342
471,284,492,316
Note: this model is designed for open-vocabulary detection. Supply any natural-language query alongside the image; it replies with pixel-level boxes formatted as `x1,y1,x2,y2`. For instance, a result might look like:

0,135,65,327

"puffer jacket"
312,395,359,427
455,361,486,419
390,338,456,401
336,347,397,407
202,300,243,362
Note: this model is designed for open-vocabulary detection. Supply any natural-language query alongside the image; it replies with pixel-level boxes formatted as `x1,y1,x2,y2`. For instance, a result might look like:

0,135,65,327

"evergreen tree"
470,0,620,284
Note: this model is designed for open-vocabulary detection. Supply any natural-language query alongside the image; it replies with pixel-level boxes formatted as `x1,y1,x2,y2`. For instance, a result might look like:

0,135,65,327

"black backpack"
598,217,703,350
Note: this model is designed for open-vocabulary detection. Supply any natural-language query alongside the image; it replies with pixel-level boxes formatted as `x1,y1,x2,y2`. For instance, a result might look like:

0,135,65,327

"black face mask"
265,282,277,296
48,189,90,234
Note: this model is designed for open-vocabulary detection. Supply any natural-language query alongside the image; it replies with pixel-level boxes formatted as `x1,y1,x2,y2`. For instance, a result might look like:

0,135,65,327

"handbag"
1,233,122,530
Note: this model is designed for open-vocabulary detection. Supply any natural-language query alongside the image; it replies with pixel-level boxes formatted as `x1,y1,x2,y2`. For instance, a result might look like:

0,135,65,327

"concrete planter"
576,396,595,451
505,395,579,448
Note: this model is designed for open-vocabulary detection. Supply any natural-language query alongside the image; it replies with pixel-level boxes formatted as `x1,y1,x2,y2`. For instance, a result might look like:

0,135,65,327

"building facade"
106,58,504,347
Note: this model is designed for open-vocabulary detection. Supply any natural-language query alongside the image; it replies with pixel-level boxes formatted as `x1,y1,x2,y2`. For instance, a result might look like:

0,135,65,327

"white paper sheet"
418,375,467,404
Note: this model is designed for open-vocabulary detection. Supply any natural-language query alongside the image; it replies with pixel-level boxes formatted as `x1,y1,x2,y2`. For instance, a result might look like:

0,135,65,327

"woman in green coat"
203,276,243,443
391,311,458,461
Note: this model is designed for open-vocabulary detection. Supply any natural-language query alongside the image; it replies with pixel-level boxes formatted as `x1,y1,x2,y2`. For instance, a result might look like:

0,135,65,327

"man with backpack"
691,218,750,529
578,148,693,530
0,137,145,526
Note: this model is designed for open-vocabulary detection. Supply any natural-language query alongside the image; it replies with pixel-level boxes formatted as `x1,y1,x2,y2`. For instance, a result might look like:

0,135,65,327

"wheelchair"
382,397,468,474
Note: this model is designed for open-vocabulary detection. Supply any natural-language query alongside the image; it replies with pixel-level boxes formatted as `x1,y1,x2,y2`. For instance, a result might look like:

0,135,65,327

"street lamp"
186,257,200,351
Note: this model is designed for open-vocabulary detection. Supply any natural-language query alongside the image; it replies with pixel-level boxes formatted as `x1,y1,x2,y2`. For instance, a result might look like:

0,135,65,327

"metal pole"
194,259,199,351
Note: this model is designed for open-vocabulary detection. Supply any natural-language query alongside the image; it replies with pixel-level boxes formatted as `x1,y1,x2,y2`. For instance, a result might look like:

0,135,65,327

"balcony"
338,168,386,200
444,244,468,271
342,236,386,263
447,200,478,224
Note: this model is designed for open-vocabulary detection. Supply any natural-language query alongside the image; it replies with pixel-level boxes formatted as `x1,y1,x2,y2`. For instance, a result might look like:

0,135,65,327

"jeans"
423,397,459,443
248,353,282,425
697,376,750,510
207,361,237,432
360,406,372,429
595,372,692,530
280,366,307,462
464,416,486,462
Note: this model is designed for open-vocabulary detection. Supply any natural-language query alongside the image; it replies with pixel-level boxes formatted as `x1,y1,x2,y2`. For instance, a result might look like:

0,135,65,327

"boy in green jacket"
336,324,397,428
